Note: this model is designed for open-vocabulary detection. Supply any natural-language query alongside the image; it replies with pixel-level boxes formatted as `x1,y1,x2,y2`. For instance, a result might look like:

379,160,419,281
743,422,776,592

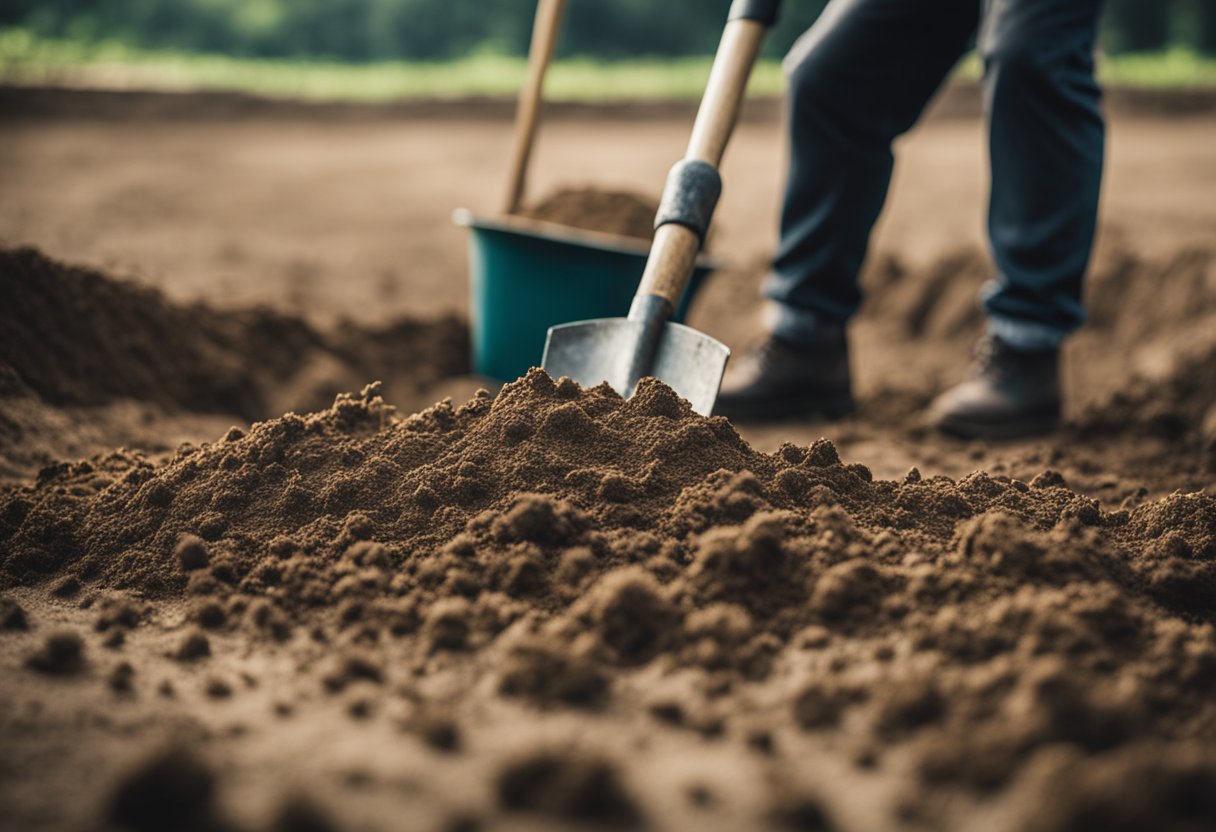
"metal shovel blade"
542,318,730,416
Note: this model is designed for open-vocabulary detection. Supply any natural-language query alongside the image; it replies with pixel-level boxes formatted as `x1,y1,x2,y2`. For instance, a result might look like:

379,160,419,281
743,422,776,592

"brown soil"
0,246,470,483
1,91,1215,832
0,246,468,418
2,368,1215,830
519,187,660,241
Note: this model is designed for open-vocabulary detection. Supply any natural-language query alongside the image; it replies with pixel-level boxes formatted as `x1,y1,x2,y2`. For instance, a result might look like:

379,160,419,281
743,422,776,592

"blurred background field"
2,0,1215,101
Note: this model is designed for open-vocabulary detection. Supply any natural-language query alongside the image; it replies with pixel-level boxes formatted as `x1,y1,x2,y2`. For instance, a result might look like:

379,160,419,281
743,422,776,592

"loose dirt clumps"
106,746,225,832
2,369,1214,828
0,596,28,630
496,748,643,824
24,629,85,674
498,636,610,707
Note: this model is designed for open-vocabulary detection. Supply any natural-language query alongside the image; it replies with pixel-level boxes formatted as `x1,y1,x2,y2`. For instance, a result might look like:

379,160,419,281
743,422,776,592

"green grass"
0,28,757,101
1097,47,1216,89
1,28,1213,103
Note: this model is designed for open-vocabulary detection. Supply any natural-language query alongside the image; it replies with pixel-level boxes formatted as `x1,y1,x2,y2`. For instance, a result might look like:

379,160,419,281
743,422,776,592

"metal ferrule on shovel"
543,0,781,416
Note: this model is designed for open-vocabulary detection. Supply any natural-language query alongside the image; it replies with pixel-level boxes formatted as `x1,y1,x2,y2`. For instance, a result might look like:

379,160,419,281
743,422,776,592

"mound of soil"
520,187,659,241
2,370,1213,829
689,240,1216,504
1078,337,1216,440
105,746,223,832
0,246,468,419
0,245,473,484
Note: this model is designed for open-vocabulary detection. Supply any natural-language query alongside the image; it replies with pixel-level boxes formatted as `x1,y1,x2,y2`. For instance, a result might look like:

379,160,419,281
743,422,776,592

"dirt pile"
2,370,1214,828
7,238,1213,493
860,243,1216,433
0,245,472,484
0,246,468,419
696,241,1216,497
1076,337,1216,475
520,187,659,240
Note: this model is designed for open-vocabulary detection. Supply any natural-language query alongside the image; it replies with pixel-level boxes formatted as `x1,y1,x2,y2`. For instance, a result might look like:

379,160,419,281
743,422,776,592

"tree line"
3,0,1213,62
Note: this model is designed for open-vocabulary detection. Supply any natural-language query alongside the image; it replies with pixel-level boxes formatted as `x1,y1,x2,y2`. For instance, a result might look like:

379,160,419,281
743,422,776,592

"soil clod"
106,746,222,832
25,630,85,674
497,749,642,824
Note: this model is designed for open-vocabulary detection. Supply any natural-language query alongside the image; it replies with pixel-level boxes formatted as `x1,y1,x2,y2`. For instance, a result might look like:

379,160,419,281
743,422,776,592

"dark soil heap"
0,246,468,418
2,370,1214,828
520,187,660,241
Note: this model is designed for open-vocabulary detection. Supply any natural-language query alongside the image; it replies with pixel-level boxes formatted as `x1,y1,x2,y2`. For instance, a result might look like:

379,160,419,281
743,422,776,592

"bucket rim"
452,208,723,270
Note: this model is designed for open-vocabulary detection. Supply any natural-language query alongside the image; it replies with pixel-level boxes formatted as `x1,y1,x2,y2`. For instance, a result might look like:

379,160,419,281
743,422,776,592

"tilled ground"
0,246,468,485
1,240,1214,832
0,374,1214,831
1,92,1215,832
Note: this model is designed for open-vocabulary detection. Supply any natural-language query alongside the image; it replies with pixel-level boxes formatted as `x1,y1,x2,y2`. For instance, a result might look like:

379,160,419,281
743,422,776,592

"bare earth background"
2,89,1214,321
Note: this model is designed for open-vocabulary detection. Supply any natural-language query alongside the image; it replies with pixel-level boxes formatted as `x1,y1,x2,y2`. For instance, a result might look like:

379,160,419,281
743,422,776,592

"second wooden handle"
502,0,567,216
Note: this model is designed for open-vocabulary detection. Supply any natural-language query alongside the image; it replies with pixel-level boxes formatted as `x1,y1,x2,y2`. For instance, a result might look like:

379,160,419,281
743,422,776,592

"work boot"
929,335,1061,439
714,329,854,422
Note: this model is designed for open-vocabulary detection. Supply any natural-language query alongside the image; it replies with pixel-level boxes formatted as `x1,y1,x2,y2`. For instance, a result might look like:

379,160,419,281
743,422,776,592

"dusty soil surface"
1,89,1215,831
3,86,1213,324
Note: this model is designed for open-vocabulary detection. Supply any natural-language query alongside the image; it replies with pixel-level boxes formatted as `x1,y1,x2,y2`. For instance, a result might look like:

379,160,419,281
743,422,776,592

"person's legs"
717,0,978,420
764,0,979,341
978,0,1105,349
929,0,1105,438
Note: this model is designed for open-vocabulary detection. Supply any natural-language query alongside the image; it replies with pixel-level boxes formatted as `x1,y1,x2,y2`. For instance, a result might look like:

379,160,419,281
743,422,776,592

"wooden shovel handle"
502,0,567,216
687,19,767,167
636,17,768,307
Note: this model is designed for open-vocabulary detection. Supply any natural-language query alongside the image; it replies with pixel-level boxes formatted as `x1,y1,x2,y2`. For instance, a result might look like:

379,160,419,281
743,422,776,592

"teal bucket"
454,209,719,383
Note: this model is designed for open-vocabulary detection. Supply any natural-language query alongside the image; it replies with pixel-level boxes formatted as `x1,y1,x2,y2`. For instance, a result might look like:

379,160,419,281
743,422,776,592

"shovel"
542,0,781,416
502,0,566,216
455,0,717,383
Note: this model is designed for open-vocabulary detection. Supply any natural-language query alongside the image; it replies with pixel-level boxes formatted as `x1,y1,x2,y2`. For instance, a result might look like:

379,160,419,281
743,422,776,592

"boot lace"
968,335,1012,381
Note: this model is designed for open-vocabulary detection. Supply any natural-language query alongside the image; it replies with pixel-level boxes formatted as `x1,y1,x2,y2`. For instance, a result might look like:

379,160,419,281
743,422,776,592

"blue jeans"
765,0,1105,351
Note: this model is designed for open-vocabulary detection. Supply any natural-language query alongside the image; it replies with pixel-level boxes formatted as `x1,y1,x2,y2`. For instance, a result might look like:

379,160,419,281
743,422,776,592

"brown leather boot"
714,330,854,422
929,335,1061,439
